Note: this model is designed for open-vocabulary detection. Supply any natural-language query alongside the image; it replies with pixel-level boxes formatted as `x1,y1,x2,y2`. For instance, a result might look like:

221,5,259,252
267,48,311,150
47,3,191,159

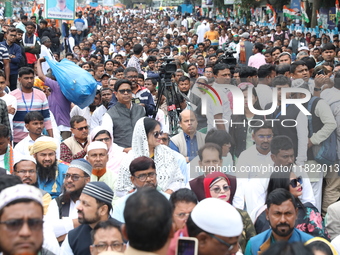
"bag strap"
55,196,63,219
329,99,340,107
55,195,70,219
307,96,320,137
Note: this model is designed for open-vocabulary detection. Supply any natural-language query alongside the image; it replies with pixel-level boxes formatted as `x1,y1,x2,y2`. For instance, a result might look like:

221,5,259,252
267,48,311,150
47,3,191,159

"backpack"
307,97,337,165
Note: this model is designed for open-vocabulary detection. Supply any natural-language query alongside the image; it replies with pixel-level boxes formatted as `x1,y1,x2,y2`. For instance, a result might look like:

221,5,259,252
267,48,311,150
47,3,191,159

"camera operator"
172,69,185,86
177,76,207,131
145,56,159,79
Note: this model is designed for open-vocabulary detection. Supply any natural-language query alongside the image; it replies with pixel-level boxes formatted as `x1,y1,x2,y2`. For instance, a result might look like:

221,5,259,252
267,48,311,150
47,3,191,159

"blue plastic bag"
45,58,97,109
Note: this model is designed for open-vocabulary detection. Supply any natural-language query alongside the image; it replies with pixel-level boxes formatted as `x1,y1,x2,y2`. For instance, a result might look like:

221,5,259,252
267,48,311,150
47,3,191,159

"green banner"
5,1,12,18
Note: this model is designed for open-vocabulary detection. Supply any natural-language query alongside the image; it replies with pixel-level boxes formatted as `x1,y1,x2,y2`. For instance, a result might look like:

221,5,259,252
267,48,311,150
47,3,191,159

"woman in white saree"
115,117,184,197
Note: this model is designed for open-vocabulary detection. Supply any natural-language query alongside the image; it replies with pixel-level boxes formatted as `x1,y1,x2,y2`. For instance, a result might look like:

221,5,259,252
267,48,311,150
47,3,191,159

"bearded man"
44,158,92,243
30,136,68,198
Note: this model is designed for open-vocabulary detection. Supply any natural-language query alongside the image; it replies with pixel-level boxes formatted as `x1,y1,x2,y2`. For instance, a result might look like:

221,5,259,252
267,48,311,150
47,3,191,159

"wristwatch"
314,87,321,91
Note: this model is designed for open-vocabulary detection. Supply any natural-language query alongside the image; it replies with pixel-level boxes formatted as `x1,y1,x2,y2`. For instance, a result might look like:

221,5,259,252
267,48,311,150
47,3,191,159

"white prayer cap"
0,184,42,210
14,154,37,166
196,76,208,83
87,141,108,153
191,198,243,237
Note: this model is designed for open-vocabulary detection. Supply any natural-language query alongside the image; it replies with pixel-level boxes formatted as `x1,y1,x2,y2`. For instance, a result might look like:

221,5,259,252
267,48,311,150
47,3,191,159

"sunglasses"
153,131,163,138
210,185,230,194
75,126,89,131
290,176,303,188
0,219,43,232
118,89,132,94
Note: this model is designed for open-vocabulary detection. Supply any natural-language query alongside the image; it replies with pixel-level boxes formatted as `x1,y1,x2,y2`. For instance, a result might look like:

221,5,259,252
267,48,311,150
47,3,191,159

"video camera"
153,57,181,135
158,57,177,84
217,43,237,71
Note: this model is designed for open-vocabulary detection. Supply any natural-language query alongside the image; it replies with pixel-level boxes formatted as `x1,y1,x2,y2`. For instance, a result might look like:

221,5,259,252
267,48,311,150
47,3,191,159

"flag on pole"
266,4,276,24
300,2,309,23
31,1,40,21
250,7,254,17
283,6,296,19
336,0,340,25
316,10,322,28
237,5,242,19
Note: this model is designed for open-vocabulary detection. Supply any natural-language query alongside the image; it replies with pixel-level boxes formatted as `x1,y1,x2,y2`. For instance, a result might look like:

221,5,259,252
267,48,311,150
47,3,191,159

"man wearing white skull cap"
186,198,243,255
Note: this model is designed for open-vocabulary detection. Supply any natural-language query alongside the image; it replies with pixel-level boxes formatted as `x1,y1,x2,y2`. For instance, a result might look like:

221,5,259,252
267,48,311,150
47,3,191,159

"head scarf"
29,136,57,155
90,126,114,153
116,117,184,193
203,172,237,204
305,237,338,255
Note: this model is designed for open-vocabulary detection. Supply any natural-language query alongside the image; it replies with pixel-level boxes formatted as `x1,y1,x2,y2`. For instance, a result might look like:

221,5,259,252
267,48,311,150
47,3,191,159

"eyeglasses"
153,131,163,138
92,242,124,252
126,75,138,79
15,170,36,174
290,176,303,188
118,89,132,94
95,137,111,142
257,135,272,139
75,126,89,131
0,218,43,232
175,212,191,219
64,173,87,182
161,137,169,142
134,172,157,181
208,234,234,251
210,185,230,194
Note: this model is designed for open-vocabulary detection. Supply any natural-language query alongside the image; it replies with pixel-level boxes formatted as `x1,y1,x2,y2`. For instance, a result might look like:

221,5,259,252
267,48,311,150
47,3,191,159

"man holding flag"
300,2,309,24
266,4,276,24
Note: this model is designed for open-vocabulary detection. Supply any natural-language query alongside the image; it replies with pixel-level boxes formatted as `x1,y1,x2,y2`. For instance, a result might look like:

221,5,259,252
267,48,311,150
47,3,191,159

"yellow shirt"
204,30,219,41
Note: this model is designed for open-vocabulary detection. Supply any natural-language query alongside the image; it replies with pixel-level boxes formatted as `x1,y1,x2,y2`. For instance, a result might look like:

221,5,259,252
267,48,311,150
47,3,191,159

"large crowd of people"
0,7,339,255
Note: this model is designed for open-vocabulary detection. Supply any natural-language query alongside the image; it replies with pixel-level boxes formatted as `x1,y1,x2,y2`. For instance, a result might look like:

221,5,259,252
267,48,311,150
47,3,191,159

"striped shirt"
126,55,142,74
0,44,9,66
10,88,52,143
